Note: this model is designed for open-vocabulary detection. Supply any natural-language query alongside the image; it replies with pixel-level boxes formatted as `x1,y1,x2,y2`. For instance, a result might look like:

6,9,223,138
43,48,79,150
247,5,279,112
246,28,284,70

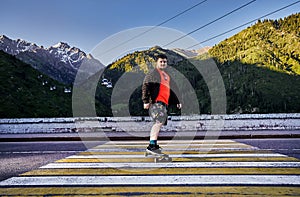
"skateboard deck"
145,151,172,163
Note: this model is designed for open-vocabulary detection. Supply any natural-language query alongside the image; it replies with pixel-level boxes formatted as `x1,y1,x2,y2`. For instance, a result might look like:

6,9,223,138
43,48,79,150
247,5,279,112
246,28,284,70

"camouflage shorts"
149,102,168,125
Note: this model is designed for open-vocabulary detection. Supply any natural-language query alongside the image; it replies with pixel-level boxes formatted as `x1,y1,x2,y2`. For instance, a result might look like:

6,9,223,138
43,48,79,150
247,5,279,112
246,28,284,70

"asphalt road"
0,138,299,181
237,138,300,160
0,141,102,181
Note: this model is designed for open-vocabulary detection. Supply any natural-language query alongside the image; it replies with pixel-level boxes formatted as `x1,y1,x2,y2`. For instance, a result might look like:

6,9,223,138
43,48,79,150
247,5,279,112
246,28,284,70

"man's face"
156,58,168,70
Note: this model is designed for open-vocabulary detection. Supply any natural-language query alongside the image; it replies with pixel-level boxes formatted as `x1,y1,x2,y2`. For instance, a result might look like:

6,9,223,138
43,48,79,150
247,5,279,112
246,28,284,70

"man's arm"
142,74,151,108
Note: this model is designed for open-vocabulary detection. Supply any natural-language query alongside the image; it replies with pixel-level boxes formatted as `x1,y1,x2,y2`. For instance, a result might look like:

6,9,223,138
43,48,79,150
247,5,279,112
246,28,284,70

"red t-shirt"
155,69,170,105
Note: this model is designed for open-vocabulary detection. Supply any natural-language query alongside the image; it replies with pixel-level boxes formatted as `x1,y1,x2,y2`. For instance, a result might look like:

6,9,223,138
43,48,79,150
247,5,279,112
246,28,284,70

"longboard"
145,152,172,163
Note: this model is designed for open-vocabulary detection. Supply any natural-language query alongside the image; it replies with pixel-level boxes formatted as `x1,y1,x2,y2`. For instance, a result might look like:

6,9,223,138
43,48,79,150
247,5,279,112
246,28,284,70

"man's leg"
147,103,167,154
150,122,163,146
146,122,163,154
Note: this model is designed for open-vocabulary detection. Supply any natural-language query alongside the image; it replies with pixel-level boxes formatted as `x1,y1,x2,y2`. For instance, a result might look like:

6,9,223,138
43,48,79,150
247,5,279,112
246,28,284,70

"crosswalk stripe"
1,186,299,196
79,149,274,155
91,144,254,149
93,143,253,147
1,175,300,186
66,153,287,159
86,147,259,152
55,157,298,163
92,140,255,149
104,139,239,144
22,167,300,176
40,161,300,168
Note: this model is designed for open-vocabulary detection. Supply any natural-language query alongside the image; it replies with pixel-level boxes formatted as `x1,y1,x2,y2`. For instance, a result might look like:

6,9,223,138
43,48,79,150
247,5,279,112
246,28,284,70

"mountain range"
0,35,102,84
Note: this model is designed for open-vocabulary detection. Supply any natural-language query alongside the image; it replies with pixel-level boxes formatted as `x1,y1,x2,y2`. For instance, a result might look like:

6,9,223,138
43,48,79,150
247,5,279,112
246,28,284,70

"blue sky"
1,0,299,54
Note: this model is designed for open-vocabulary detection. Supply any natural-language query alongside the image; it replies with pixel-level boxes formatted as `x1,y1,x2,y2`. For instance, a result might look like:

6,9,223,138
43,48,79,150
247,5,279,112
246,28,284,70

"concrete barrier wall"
0,114,299,134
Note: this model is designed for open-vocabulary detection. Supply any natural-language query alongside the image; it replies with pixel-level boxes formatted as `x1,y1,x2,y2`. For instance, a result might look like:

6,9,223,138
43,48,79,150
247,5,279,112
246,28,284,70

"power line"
186,0,300,49
163,0,257,47
156,0,208,26
99,0,208,57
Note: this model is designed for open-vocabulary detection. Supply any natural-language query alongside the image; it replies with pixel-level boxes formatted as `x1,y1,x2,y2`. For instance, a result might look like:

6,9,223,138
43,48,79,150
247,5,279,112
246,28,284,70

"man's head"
155,54,168,70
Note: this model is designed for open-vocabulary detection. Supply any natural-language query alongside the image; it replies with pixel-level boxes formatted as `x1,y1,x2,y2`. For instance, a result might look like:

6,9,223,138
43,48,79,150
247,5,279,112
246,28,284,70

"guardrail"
0,114,299,134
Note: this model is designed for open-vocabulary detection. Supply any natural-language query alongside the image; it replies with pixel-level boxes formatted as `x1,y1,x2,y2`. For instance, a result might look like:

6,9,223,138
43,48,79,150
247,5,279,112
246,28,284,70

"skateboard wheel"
155,156,171,163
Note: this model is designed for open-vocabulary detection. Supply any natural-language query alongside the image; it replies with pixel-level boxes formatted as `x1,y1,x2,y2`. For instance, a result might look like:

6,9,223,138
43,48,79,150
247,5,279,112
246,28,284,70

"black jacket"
142,68,180,105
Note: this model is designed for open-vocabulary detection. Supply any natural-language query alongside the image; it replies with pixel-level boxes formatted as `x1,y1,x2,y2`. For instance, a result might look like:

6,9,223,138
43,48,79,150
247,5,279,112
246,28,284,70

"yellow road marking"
1,186,299,196
22,167,300,176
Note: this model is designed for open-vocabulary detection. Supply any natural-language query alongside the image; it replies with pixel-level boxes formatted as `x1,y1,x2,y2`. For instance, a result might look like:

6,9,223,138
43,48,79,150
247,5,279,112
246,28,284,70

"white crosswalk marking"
2,175,300,186
0,139,300,196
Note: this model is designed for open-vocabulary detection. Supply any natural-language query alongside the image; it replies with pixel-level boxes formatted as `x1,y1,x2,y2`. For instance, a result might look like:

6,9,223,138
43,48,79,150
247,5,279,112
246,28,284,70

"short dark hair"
155,54,168,61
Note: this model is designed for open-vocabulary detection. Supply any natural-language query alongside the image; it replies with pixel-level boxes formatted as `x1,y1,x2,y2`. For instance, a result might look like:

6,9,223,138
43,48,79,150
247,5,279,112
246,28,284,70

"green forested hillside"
209,13,300,75
100,48,300,115
108,46,184,73
0,50,72,118
216,60,300,113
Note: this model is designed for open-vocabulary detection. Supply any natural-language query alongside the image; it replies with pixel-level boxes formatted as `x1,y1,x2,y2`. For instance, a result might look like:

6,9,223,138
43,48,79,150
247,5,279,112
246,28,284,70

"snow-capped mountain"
48,42,86,67
0,35,103,84
0,36,40,55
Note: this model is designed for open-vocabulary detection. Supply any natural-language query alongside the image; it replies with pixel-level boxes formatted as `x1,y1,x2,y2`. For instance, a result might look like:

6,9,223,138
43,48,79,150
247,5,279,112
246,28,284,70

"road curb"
0,131,300,142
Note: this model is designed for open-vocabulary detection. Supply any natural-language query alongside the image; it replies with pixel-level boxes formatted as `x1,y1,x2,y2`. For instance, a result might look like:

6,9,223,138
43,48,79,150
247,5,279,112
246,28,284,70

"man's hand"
144,103,150,109
177,103,182,109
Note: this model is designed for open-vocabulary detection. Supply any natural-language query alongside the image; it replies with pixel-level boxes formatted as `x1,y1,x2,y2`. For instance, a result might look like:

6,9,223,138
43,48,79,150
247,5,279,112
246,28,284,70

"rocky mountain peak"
172,47,212,58
86,53,94,59
51,42,71,50
0,35,39,55
0,35,102,84
48,42,89,60
0,35,9,41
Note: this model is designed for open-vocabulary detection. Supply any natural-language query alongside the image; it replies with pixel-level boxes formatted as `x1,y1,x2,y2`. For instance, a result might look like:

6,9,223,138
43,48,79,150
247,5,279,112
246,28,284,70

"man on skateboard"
142,53,182,158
